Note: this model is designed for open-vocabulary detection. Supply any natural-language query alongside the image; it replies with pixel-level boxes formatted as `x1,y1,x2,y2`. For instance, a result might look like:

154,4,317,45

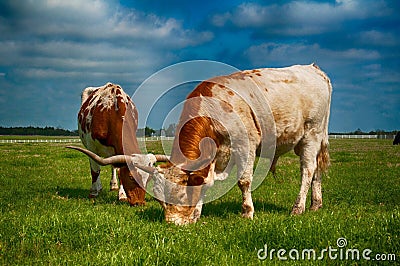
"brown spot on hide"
171,115,227,182
250,109,261,137
220,100,233,113
119,166,146,205
283,79,294,83
238,179,251,189
176,116,222,161
187,81,214,98
230,71,247,80
188,174,204,186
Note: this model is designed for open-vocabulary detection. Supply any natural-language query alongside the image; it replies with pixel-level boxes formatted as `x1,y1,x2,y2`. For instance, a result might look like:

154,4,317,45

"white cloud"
0,0,213,84
211,1,391,36
244,42,380,67
6,0,213,48
358,30,399,47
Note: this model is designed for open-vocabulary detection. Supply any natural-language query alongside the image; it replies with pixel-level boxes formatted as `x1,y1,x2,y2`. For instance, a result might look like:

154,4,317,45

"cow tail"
315,63,332,175
317,139,330,174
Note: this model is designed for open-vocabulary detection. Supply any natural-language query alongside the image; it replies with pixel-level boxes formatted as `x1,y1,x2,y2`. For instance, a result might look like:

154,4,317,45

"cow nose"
166,216,190,225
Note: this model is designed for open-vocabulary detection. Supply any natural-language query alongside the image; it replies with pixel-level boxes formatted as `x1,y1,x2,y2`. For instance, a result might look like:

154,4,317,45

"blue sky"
0,0,399,132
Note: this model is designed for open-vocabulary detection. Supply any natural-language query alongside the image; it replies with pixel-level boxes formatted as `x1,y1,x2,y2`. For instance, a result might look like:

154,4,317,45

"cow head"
152,158,215,225
66,143,215,225
66,146,168,206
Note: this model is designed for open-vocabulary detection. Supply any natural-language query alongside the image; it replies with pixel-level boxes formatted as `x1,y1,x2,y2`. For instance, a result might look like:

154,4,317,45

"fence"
0,135,394,144
0,138,81,144
329,134,395,139
137,136,174,141
0,137,174,144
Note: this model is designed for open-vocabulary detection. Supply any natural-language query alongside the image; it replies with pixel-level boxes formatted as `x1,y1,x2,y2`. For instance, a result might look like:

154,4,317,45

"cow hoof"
129,201,146,207
310,204,322,211
241,204,254,219
291,206,305,215
88,194,98,198
242,213,254,219
118,196,128,202
110,182,119,191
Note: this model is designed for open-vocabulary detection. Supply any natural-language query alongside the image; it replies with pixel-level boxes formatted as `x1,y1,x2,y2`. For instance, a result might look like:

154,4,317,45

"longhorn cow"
71,82,167,205
71,64,332,224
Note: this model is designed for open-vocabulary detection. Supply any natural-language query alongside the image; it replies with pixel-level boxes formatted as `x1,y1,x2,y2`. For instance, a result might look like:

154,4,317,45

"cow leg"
89,159,102,198
270,156,279,178
236,151,256,219
110,166,119,191
118,184,128,202
291,140,319,215
310,169,322,211
110,167,128,201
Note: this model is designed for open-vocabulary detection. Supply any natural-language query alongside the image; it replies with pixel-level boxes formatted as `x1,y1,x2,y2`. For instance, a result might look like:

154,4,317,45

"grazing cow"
393,132,400,145
73,64,332,225
74,82,157,205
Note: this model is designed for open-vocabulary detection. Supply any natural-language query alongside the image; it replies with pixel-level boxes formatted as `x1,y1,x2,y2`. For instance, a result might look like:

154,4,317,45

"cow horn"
66,146,160,174
132,163,158,174
66,146,130,166
154,154,170,162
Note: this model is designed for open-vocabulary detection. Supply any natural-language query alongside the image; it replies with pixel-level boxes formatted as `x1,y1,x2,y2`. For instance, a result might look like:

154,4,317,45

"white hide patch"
79,82,134,134
128,154,158,187
83,82,131,111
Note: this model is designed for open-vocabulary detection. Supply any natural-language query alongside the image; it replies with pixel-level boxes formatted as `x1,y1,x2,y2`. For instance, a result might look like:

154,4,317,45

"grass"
0,139,399,265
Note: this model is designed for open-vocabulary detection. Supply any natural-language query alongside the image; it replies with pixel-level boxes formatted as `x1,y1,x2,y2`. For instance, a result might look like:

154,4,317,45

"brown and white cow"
71,82,158,205
73,64,332,225
151,64,332,224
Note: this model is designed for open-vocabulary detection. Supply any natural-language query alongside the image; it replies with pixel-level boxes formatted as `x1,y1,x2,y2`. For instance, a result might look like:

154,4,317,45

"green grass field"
0,139,399,265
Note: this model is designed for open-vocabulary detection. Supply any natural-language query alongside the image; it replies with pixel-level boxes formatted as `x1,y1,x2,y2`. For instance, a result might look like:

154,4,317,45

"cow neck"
169,79,230,180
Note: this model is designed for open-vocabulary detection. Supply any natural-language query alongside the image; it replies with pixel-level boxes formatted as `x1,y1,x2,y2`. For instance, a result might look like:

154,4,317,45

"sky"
0,0,399,132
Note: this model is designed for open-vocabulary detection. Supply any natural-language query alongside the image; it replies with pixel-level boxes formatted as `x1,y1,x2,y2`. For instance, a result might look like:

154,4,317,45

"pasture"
0,138,399,265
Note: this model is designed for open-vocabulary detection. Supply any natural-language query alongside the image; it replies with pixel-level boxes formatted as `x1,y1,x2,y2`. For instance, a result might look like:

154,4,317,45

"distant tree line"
2,125,396,137
330,128,398,135
137,124,176,137
0,124,177,137
0,126,78,136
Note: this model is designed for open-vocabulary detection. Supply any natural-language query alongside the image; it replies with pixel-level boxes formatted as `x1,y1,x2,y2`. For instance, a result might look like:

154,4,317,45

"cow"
71,64,332,225
71,82,164,205
393,132,400,145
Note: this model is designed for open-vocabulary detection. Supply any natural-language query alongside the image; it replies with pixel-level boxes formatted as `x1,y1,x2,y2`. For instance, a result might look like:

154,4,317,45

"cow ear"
188,174,204,186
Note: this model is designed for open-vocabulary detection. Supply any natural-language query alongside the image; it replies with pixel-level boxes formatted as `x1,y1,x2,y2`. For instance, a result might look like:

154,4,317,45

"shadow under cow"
55,186,127,205
202,199,288,218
